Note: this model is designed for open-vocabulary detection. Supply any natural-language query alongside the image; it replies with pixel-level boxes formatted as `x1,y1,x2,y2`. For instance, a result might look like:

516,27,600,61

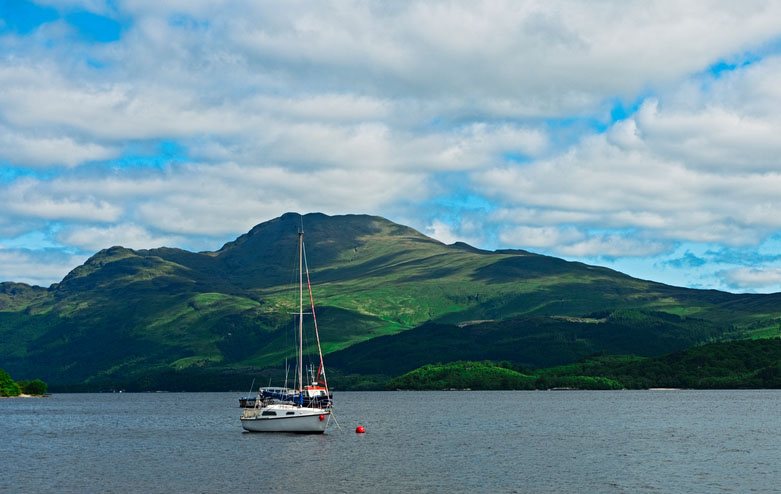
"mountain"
1,212,780,390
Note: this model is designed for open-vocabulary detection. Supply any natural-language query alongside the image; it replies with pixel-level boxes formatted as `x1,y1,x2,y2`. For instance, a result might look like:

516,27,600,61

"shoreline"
0,393,50,399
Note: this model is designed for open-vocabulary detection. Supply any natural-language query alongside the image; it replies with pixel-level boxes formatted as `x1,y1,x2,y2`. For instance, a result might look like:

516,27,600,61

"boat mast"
303,243,329,396
298,229,304,405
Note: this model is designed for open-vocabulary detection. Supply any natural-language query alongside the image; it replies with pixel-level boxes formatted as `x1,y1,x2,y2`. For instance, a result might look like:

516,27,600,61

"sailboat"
240,230,333,433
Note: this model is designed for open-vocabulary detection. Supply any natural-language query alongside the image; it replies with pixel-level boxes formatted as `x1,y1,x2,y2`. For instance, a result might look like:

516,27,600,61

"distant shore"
0,393,50,399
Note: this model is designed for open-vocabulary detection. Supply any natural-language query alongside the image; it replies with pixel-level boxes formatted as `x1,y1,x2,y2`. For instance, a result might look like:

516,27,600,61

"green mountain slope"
325,309,729,376
1,212,780,389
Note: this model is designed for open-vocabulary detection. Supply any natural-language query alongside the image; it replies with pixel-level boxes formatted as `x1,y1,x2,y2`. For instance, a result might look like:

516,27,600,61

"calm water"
2,390,779,493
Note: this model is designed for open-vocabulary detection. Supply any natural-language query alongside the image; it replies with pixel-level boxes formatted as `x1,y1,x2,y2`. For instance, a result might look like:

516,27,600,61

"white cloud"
424,220,460,245
473,59,781,261
491,208,597,227
252,94,390,123
2,178,123,222
4,1,781,172
55,224,185,251
0,63,545,172
0,162,430,240
496,225,667,258
238,121,546,171
555,234,669,258
423,218,486,247
499,225,584,249
633,95,781,173
0,217,47,239
132,164,431,235
208,1,781,115
0,65,245,141
474,111,781,248
0,248,88,286
719,267,781,290
5,1,781,291
0,124,117,168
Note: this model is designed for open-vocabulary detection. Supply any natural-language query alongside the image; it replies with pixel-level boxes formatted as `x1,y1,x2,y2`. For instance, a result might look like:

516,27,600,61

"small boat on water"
241,403,330,433
238,396,256,408
255,368,333,408
238,387,294,408
240,228,333,434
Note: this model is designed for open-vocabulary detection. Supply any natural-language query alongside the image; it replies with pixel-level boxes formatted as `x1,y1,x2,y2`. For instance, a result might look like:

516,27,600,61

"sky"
3,1,781,293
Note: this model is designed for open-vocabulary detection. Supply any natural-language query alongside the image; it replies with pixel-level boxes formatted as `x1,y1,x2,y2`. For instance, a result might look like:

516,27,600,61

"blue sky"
3,1,781,293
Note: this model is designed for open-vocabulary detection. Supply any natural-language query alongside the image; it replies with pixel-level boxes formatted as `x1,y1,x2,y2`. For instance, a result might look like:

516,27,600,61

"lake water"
2,390,779,493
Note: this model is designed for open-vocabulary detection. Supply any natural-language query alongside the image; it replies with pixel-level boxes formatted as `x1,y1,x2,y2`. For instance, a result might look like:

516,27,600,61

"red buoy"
319,414,325,421
355,425,365,433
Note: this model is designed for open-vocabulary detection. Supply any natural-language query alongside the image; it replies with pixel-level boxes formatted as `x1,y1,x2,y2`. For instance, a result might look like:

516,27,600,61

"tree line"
0,368,48,396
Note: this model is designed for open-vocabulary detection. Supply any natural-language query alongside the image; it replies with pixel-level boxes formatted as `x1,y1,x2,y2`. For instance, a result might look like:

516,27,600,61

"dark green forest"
0,367,47,396
388,338,781,390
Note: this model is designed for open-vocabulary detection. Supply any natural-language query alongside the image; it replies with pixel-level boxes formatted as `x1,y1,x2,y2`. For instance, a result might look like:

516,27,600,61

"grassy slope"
1,212,780,389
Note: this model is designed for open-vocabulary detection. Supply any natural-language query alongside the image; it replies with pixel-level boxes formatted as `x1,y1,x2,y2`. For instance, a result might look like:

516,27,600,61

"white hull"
241,404,330,433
